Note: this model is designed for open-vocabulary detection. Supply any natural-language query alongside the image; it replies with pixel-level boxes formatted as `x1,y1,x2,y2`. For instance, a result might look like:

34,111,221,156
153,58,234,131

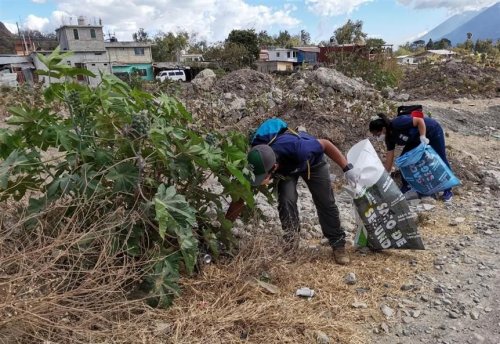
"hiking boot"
442,190,453,203
332,246,350,265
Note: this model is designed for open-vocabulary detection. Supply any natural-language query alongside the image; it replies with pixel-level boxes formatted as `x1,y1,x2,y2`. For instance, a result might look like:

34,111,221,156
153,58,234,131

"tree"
204,41,250,70
334,19,367,45
300,29,311,45
132,28,149,42
412,40,425,49
436,38,451,49
257,30,275,47
274,30,291,47
426,38,434,50
226,29,259,63
152,31,189,62
474,39,494,54
467,32,473,40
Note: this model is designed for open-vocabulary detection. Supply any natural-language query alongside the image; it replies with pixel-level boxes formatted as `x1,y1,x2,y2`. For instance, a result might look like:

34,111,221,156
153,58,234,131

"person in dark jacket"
369,113,454,202
225,129,357,265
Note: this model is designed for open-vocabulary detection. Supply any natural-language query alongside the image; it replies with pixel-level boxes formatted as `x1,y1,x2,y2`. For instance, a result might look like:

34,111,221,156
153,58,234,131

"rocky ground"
1,61,499,343
226,97,500,344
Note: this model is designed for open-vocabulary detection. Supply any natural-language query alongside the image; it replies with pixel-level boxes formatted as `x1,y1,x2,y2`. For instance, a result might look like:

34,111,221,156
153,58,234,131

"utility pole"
16,22,29,55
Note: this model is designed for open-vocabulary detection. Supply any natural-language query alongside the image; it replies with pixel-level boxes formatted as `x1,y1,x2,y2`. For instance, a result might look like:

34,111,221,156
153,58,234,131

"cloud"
3,22,18,34
25,14,50,31
32,0,47,3
396,0,497,12
305,0,373,16
47,0,301,42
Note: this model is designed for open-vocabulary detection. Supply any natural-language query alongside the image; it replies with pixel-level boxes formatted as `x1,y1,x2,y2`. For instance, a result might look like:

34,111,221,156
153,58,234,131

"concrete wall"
33,52,111,86
57,26,106,52
256,61,293,73
107,46,153,64
267,49,297,62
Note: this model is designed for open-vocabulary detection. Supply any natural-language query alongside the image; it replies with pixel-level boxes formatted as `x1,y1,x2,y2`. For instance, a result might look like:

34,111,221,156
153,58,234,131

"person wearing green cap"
226,129,357,265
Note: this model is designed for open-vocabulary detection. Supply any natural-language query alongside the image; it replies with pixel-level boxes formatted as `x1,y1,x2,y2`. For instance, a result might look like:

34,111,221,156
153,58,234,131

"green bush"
326,51,403,89
0,48,255,307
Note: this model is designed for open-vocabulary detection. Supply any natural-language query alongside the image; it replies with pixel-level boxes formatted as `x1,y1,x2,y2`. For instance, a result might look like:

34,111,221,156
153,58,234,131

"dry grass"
0,197,463,344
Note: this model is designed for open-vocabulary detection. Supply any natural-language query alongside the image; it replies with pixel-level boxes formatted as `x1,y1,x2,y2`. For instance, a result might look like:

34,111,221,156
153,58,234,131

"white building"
266,48,297,62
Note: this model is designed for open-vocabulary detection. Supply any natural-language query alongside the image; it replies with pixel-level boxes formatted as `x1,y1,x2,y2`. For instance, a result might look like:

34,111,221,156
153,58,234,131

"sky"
0,0,497,46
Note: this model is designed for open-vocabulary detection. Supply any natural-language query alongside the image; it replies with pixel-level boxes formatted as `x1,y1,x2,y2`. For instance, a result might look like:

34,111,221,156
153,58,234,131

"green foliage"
334,20,367,45
226,29,259,64
330,51,403,90
133,28,150,42
0,49,255,307
152,31,190,62
204,41,251,71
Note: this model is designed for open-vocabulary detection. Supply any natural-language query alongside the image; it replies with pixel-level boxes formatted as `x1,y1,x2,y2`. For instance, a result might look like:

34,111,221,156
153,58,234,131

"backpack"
250,118,297,146
397,104,424,118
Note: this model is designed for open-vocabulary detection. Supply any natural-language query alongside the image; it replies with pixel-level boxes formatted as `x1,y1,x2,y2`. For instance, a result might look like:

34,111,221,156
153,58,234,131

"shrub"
0,48,255,308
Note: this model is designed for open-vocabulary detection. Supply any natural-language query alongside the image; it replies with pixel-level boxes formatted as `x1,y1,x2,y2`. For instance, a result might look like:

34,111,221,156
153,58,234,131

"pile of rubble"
394,60,500,101
180,67,390,153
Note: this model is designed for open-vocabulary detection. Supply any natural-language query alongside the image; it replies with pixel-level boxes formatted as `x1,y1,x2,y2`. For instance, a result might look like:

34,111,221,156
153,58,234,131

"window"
287,52,290,58
276,52,280,57
168,72,176,76
90,29,96,39
74,63,86,81
73,29,79,40
175,71,183,75
136,69,147,77
134,48,145,56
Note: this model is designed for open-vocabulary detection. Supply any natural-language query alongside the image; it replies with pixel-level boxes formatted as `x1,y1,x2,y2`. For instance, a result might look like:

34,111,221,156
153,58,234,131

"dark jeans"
276,160,346,248
400,128,452,193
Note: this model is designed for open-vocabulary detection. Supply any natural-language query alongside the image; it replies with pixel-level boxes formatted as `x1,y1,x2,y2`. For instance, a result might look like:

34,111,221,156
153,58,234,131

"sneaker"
332,246,350,265
442,190,453,203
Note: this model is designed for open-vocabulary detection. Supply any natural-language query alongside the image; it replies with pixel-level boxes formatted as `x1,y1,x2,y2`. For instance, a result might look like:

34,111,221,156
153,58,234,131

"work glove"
420,135,430,145
344,169,359,186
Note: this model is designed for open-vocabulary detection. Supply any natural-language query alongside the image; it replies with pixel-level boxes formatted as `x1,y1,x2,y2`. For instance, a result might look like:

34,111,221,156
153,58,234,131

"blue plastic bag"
395,143,460,195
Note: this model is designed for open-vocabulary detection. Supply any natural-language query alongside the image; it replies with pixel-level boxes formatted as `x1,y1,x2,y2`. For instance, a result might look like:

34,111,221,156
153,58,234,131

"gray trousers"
277,160,346,248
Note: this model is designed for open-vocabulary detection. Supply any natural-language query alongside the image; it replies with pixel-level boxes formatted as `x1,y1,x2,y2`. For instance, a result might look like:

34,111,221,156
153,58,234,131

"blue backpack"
250,118,297,146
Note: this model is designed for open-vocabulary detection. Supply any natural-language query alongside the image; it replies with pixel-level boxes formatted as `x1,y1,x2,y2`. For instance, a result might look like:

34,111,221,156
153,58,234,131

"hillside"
416,2,500,45
418,10,478,43
0,22,15,54
445,2,500,45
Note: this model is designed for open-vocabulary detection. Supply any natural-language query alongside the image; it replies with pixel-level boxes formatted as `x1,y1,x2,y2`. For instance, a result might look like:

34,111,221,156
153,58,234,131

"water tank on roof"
77,16,85,26
110,36,118,42
329,36,338,46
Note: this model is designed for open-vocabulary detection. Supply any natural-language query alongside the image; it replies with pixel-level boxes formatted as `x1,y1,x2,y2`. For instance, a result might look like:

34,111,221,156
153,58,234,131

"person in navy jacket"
369,113,454,202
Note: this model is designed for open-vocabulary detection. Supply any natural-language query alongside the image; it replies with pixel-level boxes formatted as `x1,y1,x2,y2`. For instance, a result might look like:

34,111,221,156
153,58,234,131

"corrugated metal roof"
0,55,31,65
105,42,152,48
293,46,320,53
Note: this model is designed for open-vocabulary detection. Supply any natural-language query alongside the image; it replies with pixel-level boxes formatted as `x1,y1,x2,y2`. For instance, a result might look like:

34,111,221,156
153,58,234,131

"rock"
472,333,485,342
420,295,429,302
452,99,461,104
229,97,246,111
395,93,410,101
411,310,421,318
402,316,413,324
351,301,368,309
448,311,460,319
470,310,480,320
191,69,216,91
484,307,492,313
380,322,390,334
312,67,372,97
296,287,315,298
400,283,415,291
315,330,331,344
381,304,395,318
345,272,357,285
434,286,446,294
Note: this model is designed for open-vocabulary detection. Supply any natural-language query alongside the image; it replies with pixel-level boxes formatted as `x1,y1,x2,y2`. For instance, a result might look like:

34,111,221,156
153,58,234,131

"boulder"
192,69,216,91
312,67,371,97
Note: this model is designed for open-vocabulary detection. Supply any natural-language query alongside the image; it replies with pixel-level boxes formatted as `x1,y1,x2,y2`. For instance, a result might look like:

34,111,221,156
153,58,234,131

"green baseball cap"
247,145,276,186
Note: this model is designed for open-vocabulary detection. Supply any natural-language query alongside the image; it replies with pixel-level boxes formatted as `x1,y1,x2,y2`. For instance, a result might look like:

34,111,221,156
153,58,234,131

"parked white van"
156,70,186,82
